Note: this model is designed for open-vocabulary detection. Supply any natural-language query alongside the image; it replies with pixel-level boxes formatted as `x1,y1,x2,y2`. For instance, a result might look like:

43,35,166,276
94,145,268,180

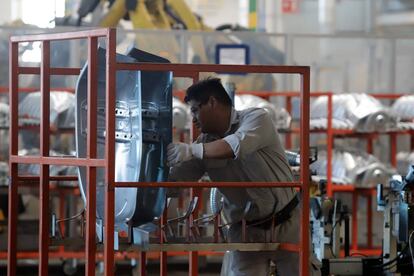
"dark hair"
184,78,232,107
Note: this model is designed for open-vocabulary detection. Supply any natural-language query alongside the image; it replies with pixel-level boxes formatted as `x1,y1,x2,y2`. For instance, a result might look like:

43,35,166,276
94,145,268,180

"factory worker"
167,77,300,275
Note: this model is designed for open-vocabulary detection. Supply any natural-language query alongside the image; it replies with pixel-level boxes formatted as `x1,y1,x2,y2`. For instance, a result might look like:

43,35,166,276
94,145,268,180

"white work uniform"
169,107,299,275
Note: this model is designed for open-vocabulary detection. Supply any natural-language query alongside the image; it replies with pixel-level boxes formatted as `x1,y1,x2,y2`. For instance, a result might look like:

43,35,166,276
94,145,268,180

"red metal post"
140,252,147,276
300,67,310,276
7,40,19,276
367,194,373,248
366,136,373,154
86,36,98,276
104,28,117,276
39,40,51,276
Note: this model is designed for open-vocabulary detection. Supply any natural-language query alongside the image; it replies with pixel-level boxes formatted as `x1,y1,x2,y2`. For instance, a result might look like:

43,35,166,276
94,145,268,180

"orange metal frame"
319,92,413,255
276,91,412,255
7,28,311,276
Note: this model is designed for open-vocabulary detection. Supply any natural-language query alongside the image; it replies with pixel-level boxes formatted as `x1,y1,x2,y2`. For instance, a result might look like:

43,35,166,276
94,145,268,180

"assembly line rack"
7,28,311,276
227,90,414,255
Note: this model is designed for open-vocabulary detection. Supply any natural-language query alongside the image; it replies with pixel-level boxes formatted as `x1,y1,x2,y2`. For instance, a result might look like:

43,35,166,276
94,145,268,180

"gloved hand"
167,142,203,167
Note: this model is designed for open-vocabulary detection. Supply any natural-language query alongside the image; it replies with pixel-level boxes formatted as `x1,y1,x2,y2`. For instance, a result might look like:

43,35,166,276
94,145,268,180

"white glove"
167,142,203,167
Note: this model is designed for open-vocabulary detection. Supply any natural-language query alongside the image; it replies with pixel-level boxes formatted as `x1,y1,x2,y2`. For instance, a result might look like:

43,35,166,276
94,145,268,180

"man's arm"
167,109,274,165
167,139,234,166
203,139,234,159
222,108,276,159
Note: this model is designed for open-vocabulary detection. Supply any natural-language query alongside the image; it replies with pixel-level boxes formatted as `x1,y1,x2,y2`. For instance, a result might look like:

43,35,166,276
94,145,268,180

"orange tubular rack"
7,28,311,276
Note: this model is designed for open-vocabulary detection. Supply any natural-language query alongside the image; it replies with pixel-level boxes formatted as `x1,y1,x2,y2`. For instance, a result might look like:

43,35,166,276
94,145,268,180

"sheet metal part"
311,148,396,187
0,102,8,160
0,161,7,185
310,93,397,132
0,102,8,127
18,91,76,153
392,95,414,130
76,46,171,231
126,47,172,227
392,95,414,121
76,47,140,230
18,91,75,128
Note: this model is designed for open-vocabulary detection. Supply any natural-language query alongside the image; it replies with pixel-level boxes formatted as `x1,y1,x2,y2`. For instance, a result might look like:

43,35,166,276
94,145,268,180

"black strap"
246,193,301,229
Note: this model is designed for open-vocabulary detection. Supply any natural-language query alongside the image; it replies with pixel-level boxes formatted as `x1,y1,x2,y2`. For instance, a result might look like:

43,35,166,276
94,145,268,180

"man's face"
188,99,211,133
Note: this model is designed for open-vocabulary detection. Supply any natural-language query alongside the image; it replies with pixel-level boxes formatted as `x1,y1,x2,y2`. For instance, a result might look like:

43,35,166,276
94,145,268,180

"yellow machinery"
68,0,280,90
76,0,211,63
99,0,210,30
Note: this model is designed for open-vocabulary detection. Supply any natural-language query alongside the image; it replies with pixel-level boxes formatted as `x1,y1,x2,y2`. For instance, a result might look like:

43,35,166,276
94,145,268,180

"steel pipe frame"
252,91,411,253
8,28,310,276
8,28,108,276
325,93,412,253
283,92,412,253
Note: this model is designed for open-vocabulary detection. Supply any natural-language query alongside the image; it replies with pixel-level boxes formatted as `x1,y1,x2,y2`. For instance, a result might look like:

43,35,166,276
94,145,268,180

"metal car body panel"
75,47,172,230
126,47,172,226
310,93,397,132
0,103,8,159
392,95,414,123
0,161,8,185
0,102,8,127
19,91,75,128
310,148,395,187
18,91,76,152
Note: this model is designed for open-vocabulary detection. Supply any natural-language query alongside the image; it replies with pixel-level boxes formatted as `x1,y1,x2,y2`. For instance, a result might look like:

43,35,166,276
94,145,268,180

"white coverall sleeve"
222,109,275,159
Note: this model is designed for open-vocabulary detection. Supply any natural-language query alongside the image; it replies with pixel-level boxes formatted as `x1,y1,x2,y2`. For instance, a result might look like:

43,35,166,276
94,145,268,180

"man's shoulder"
237,107,269,121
